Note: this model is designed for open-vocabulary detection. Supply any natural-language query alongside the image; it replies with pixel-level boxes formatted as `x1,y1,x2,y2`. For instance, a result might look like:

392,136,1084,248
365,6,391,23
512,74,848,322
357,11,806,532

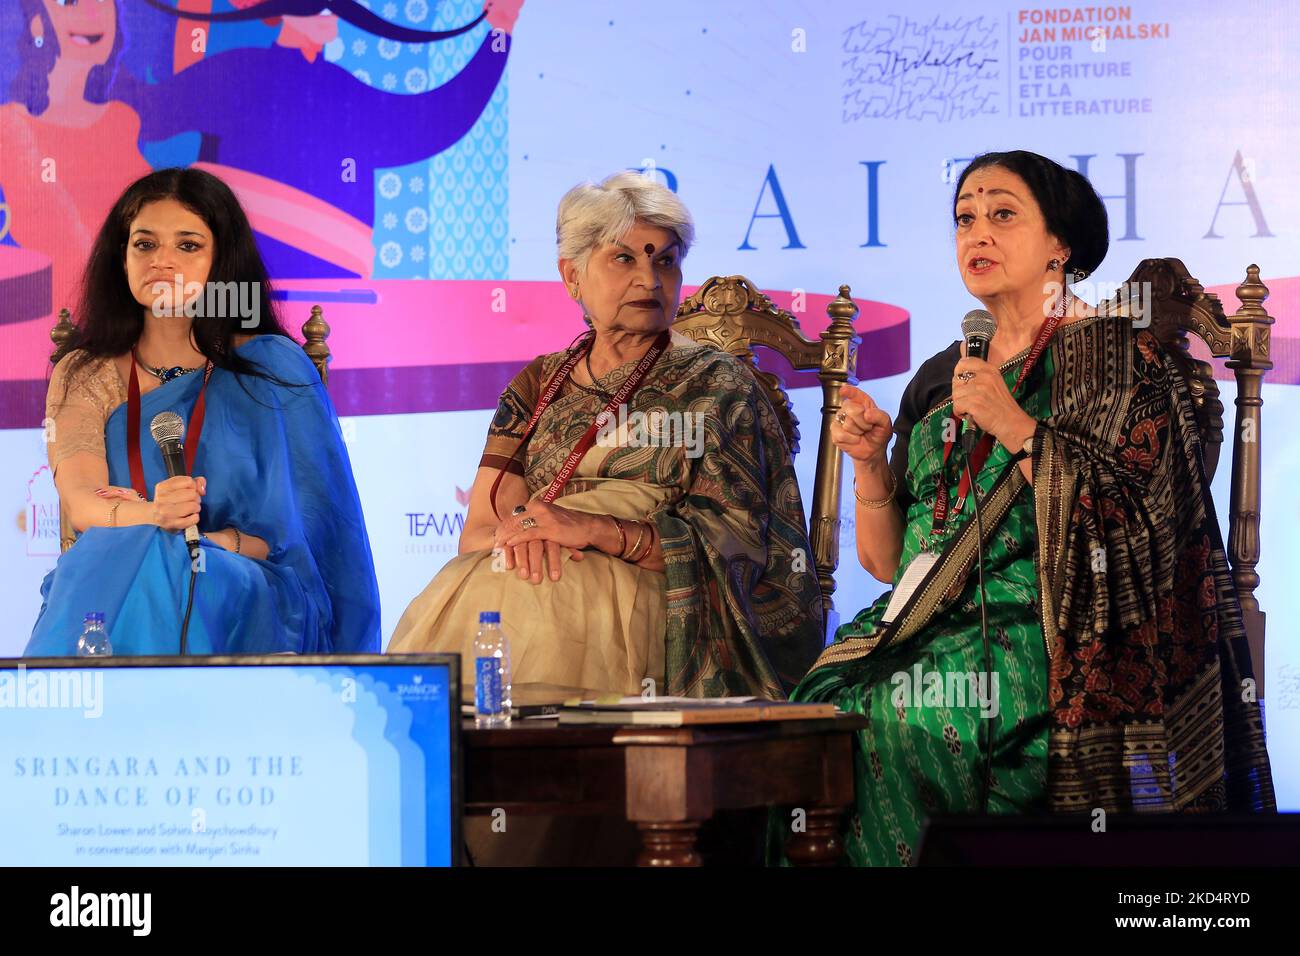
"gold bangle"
629,521,654,563
108,501,123,527
632,521,655,562
853,467,897,509
624,521,647,561
638,521,658,562
607,514,626,556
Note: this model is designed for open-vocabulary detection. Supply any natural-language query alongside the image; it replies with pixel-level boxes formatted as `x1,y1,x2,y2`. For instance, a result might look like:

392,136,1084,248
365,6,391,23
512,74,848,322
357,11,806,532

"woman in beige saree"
389,172,825,709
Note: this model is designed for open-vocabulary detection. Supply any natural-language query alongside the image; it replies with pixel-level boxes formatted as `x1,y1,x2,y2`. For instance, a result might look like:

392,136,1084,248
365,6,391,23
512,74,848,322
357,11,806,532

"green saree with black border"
774,314,1274,867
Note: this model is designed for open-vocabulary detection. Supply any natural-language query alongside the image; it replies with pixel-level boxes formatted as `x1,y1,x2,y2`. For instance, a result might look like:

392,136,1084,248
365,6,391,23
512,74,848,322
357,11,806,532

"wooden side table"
463,713,866,866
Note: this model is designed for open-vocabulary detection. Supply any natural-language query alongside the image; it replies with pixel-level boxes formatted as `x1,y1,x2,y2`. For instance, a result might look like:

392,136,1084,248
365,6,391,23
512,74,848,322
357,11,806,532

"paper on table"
879,551,939,626
565,695,763,708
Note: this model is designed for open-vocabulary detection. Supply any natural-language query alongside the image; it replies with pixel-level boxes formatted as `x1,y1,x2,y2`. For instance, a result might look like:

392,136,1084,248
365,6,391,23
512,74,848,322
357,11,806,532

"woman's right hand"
151,476,205,532
831,384,893,465
491,506,589,583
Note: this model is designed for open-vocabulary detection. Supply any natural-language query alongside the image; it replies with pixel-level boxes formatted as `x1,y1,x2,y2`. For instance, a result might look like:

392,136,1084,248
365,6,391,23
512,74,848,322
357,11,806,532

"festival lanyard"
930,300,1066,536
489,329,673,517
127,358,214,501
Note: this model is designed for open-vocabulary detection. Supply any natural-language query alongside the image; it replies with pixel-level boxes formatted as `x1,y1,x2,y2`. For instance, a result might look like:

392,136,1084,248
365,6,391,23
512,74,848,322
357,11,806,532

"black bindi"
643,243,656,255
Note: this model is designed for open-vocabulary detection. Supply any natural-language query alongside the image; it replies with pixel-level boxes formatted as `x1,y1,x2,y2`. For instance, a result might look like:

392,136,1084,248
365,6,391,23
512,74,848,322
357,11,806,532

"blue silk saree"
27,336,380,656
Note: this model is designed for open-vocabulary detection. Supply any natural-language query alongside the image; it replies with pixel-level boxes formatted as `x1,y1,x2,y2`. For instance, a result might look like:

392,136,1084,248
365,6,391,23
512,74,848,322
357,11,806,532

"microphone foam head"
961,309,997,343
149,411,185,446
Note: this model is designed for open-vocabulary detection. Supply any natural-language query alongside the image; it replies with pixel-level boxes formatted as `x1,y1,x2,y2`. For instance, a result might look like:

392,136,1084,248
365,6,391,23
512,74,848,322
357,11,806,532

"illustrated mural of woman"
1,0,150,323
1,0,522,390
121,0,525,277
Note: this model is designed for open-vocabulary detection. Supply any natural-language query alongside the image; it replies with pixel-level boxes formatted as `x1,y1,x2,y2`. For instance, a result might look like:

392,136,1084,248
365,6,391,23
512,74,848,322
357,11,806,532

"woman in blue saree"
27,167,379,656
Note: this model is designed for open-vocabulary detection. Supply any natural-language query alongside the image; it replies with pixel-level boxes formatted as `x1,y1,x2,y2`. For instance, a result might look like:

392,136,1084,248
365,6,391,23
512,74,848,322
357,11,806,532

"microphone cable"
180,562,197,655
964,457,994,814
180,545,199,655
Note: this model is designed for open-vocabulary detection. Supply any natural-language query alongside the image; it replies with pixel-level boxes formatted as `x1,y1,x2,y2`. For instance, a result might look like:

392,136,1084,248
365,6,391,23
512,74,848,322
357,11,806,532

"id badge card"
879,551,940,626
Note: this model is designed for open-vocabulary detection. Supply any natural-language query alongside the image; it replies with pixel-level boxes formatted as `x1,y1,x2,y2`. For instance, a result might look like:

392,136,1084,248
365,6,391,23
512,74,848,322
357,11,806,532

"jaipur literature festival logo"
24,464,61,559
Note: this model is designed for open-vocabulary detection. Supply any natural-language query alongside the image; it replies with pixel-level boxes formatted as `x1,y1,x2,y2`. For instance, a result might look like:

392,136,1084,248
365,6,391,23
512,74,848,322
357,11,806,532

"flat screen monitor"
0,654,461,867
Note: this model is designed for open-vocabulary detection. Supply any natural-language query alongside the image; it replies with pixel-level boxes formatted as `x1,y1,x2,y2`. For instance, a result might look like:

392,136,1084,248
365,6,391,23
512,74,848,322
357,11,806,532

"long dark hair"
60,167,293,388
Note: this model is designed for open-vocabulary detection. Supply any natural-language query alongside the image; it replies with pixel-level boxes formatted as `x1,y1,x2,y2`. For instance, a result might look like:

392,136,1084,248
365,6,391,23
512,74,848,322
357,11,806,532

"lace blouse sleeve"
45,353,125,476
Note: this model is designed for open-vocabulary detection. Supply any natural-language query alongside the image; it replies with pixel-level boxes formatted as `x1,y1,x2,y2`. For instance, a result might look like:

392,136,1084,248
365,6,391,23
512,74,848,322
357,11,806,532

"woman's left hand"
951,356,1036,449
497,501,593,583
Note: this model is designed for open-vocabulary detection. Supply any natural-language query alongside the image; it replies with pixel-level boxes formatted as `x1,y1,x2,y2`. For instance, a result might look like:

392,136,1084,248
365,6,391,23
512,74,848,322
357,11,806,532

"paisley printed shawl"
485,334,825,698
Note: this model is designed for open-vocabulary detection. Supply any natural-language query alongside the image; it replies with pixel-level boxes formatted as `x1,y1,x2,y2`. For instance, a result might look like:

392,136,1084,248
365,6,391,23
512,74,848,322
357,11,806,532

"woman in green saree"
778,150,1275,867
389,171,824,705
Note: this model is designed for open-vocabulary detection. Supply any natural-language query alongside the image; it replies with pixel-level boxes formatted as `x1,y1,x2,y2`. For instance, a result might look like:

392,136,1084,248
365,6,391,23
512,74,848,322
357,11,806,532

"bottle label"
475,657,502,715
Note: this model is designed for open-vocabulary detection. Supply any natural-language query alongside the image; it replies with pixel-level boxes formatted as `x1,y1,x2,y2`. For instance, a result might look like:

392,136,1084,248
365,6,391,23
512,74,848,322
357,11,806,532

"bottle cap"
478,611,500,624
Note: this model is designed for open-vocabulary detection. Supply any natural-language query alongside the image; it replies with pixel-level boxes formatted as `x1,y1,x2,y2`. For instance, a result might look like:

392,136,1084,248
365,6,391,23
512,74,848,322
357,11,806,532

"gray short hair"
556,171,695,270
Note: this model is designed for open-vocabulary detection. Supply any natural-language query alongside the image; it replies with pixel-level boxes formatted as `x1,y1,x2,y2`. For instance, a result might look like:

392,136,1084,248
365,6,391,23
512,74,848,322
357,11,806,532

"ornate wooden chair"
48,306,333,552
1101,258,1272,697
673,276,860,632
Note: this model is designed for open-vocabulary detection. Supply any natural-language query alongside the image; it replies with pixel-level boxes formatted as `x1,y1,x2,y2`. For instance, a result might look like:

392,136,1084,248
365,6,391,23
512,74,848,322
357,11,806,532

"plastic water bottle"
75,612,112,657
473,611,511,727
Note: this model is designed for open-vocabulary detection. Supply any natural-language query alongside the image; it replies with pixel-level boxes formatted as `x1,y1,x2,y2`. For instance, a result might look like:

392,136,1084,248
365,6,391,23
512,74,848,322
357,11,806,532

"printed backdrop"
1,1,1296,806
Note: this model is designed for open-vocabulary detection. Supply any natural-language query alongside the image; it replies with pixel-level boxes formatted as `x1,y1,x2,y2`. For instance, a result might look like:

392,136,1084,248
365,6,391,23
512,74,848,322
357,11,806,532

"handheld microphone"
150,412,201,561
959,309,997,453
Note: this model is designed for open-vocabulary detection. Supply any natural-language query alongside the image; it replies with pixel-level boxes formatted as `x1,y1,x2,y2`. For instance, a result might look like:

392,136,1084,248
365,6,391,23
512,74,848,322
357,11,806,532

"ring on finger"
957,370,975,382
836,411,847,424
520,516,538,530
512,504,527,515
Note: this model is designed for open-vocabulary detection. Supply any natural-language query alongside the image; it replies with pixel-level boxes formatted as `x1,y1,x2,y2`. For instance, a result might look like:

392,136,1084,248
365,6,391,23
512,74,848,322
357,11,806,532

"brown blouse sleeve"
478,355,546,475
45,352,126,476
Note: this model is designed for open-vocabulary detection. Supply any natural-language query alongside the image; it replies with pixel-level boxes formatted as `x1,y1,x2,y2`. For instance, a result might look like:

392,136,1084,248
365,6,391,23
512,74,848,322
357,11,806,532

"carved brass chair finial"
1101,258,1271,696
302,304,332,385
675,276,860,628
50,308,74,364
